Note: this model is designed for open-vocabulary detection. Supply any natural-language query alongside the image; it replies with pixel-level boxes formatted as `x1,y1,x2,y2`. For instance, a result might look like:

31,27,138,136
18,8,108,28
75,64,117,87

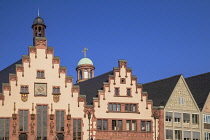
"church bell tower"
32,11,46,45
76,47,95,83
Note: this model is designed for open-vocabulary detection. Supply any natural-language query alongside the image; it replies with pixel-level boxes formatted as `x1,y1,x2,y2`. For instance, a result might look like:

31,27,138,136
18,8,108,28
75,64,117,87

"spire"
82,47,88,58
38,8,40,17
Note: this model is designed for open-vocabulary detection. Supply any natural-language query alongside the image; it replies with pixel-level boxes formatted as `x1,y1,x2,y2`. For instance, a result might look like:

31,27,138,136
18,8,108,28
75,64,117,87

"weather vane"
82,47,88,58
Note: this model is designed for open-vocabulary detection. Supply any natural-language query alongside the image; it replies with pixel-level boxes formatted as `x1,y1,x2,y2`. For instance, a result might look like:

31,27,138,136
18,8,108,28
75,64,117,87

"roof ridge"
143,74,182,85
75,70,113,84
185,72,210,79
0,59,22,72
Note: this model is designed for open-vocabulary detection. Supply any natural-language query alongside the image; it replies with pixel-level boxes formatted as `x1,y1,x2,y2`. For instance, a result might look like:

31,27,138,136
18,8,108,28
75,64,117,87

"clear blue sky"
0,0,210,84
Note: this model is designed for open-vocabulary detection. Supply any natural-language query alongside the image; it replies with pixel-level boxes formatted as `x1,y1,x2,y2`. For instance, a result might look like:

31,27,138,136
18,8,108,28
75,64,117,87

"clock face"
35,83,47,96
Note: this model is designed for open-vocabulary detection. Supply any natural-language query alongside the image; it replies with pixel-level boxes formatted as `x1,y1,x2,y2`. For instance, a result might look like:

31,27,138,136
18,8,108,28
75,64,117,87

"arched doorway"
56,133,64,140
19,133,27,140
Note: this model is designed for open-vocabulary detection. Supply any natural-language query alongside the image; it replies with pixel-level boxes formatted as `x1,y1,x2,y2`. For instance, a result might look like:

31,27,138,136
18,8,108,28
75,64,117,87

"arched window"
90,70,92,78
79,70,82,79
38,27,42,36
84,70,88,79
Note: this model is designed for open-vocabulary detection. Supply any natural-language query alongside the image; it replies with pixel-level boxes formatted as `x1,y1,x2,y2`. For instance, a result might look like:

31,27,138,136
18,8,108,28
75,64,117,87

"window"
20,86,29,93
183,113,190,123
204,115,210,123
174,113,181,122
166,129,173,139
192,114,199,124
37,70,45,78
73,119,82,140
19,110,28,131
90,70,92,78
53,87,60,94
126,120,136,131
205,132,210,140
184,131,191,140
125,104,136,112
37,105,47,140
179,97,184,104
121,78,126,84
127,89,131,96
79,70,82,79
0,118,10,140
84,70,88,79
175,130,182,140
109,103,121,112
56,111,64,131
193,131,200,140
112,120,122,131
97,119,108,130
141,121,151,131
165,112,172,122
115,88,119,96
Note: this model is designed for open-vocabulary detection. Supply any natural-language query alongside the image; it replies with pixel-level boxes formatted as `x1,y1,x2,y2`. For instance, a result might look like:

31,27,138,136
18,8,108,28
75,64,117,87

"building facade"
1,15,210,140
143,75,201,140
0,15,158,140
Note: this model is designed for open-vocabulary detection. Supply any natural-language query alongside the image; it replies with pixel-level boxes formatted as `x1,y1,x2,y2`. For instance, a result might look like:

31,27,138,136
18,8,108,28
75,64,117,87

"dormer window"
20,86,29,93
37,70,45,79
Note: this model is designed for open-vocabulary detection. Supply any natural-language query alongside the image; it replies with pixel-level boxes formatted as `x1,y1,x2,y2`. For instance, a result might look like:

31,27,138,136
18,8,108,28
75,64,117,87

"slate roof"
143,75,181,106
76,71,113,105
0,59,22,93
185,72,210,110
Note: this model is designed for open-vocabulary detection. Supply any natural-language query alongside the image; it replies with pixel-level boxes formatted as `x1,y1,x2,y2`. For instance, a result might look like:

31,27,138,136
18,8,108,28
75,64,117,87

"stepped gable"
0,59,22,93
76,70,113,105
143,74,181,106
185,72,210,110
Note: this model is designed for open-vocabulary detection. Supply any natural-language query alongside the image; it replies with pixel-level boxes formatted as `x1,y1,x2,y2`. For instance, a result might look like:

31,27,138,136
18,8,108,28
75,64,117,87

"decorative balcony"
165,121,173,127
192,123,199,129
174,122,181,127
183,121,190,128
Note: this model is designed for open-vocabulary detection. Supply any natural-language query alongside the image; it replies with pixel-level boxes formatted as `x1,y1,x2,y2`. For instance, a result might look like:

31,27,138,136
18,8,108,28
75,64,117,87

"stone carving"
36,39,46,47
50,120,54,134
31,114,35,134
67,121,71,135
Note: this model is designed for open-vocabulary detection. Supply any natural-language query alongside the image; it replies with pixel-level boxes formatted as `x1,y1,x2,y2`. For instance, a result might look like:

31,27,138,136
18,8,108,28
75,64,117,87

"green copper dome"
78,58,93,66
